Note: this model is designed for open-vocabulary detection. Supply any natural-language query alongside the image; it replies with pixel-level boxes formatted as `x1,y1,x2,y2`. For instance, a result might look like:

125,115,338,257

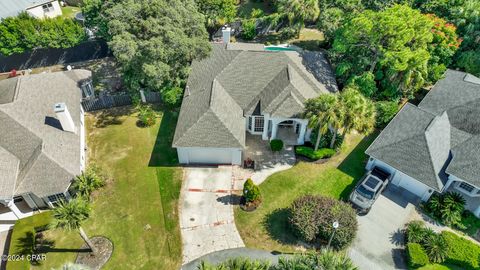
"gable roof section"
0,70,91,200
368,70,480,190
0,77,18,104
173,43,338,148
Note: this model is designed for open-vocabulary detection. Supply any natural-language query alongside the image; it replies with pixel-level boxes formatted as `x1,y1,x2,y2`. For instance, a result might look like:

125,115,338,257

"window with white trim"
254,116,264,132
248,116,252,131
42,3,54,13
47,193,66,204
459,182,474,193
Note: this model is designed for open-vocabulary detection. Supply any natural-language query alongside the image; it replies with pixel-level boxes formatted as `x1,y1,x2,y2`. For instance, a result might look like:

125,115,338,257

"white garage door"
397,174,429,198
177,147,242,165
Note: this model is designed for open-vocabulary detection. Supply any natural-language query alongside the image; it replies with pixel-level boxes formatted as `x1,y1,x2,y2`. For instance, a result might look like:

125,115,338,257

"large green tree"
195,0,237,30
0,12,86,56
331,5,436,100
339,87,376,138
83,0,211,99
277,0,320,31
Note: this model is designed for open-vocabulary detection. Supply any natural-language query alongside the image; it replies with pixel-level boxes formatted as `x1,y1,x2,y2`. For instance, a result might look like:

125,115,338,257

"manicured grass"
234,133,376,252
61,6,81,19
8,106,182,270
417,264,464,270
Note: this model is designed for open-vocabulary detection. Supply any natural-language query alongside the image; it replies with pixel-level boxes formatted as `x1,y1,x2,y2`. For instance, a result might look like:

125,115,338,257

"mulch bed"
75,236,113,270
239,196,260,212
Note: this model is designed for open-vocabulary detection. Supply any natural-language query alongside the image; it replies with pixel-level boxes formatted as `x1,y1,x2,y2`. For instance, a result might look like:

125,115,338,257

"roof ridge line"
423,132,444,191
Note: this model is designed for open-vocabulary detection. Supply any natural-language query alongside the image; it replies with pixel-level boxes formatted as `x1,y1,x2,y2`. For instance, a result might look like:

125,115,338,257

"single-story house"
366,70,480,216
0,70,90,224
172,41,338,165
0,0,62,20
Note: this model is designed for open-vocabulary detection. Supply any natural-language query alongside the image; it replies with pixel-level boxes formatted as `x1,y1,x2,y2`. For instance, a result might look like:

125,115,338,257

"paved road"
180,166,244,264
181,247,288,270
349,185,420,270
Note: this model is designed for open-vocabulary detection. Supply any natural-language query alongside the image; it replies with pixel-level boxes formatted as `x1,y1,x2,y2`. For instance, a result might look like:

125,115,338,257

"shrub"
243,179,261,203
295,146,336,160
242,19,256,40
310,129,344,150
406,220,427,244
406,243,429,268
137,105,156,127
375,101,399,128
442,231,480,269
424,234,448,263
289,195,357,249
72,167,105,198
346,72,377,98
425,192,466,228
270,139,284,152
161,86,183,107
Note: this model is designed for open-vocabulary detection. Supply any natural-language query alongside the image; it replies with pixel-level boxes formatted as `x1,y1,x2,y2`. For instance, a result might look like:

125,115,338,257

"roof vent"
54,103,76,133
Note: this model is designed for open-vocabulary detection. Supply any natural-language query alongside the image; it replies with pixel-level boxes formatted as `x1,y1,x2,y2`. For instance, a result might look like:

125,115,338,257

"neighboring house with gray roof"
0,0,62,20
0,70,90,225
173,43,337,165
365,70,480,217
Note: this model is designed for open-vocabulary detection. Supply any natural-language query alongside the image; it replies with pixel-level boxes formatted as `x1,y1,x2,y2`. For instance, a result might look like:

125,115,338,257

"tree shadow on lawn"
263,208,299,248
90,106,134,128
148,106,179,167
337,133,378,200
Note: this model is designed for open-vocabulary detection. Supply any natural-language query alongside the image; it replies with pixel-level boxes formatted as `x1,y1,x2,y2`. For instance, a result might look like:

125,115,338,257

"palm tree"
339,87,376,141
424,234,448,263
304,94,342,151
50,198,97,253
273,251,358,270
277,0,320,30
72,168,105,198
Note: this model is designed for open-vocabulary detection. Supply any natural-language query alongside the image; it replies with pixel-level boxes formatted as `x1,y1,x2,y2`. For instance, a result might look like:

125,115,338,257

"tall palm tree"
339,87,376,141
304,94,342,151
277,0,320,30
424,234,448,263
316,249,358,270
50,198,97,253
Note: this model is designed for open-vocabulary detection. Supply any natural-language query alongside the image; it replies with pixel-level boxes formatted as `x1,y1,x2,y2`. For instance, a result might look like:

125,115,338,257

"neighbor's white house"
0,0,62,20
0,70,91,231
172,31,338,165
366,70,480,217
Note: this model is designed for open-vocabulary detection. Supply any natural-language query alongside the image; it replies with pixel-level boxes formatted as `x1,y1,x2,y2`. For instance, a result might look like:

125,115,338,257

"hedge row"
295,146,336,160
406,243,429,268
442,231,480,269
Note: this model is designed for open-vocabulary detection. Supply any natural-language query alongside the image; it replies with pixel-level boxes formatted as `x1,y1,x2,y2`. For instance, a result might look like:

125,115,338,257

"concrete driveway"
349,185,420,270
180,166,244,264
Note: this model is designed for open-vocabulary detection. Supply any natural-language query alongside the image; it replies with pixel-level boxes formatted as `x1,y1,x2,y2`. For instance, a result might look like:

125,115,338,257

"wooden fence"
81,91,162,112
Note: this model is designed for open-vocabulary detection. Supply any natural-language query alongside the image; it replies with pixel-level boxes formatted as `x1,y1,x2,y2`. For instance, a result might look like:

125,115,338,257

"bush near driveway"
406,243,429,268
270,139,284,152
295,146,336,160
289,195,357,250
234,134,376,252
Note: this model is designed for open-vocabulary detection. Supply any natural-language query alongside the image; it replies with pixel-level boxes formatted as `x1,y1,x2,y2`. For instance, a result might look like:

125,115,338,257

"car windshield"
356,185,375,200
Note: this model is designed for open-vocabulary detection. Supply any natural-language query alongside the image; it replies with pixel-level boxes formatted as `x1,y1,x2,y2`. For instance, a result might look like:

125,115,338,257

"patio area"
235,134,296,187
275,126,298,146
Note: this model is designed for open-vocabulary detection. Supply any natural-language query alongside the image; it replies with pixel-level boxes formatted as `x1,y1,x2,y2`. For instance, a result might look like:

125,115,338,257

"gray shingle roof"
0,70,91,200
0,77,18,104
367,70,480,190
0,0,53,19
173,43,337,148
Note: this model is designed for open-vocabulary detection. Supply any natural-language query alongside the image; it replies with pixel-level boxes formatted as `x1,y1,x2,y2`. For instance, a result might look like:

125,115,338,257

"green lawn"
417,264,464,270
234,133,376,252
7,106,182,270
61,6,81,19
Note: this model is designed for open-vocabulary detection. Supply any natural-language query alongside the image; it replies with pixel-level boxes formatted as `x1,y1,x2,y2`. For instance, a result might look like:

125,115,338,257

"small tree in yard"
270,139,284,152
137,105,156,127
72,167,105,199
50,198,97,254
243,179,261,204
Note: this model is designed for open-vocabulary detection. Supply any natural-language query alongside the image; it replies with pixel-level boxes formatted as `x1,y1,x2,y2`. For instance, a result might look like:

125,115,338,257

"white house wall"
177,147,242,165
26,1,62,19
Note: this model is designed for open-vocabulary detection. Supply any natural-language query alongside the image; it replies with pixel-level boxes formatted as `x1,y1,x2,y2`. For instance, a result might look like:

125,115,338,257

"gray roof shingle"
0,70,91,200
173,43,337,148
367,70,480,190
0,0,53,19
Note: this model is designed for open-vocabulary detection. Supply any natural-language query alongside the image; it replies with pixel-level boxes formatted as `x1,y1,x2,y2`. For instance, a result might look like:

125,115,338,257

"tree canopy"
83,0,211,99
0,13,86,56
277,0,320,30
330,5,461,100
195,0,237,30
